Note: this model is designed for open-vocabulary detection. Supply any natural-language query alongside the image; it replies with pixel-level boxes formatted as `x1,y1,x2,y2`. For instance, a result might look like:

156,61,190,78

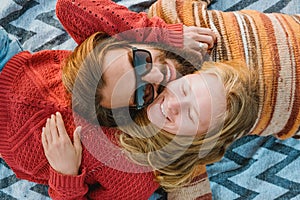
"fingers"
195,35,214,49
183,26,217,49
195,27,217,45
42,112,81,146
41,127,48,149
43,118,52,144
73,126,82,153
55,112,68,139
190,31,214,49
49,114,59,141
41,112,83,175
44,112,68,139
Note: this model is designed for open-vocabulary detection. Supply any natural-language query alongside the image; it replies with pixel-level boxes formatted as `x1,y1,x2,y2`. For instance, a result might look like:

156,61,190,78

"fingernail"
76,127,82,136
56,112,61,117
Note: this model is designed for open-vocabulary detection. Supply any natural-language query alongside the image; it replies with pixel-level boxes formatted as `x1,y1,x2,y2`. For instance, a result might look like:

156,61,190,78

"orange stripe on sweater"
218,11,245,62
194,2,209,28
275,14,300,139
177,0,196,26
249,11,280,136
258,14,295,137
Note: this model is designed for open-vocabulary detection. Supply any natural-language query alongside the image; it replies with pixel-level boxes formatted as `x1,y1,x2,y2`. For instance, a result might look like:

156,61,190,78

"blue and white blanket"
0,0,299,199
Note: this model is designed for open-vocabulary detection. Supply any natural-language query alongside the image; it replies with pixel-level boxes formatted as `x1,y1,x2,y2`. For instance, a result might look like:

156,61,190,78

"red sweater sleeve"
56,0,183,47
48,167,89,200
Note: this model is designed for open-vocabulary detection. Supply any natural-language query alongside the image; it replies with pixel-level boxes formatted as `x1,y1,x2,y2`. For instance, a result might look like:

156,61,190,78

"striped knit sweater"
148,1,299,199
148,0,300,139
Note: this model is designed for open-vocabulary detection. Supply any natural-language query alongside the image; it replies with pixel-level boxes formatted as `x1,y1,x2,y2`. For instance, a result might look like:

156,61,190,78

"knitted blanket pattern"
0,0,300,199
148,0,300,139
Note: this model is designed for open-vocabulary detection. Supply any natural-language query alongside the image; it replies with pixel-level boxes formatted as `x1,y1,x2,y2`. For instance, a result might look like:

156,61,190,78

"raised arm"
56,0,216,56
56,0,183,47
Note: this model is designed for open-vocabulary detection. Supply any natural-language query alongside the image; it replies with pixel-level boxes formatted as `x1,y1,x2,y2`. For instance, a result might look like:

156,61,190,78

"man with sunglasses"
56,0,216,127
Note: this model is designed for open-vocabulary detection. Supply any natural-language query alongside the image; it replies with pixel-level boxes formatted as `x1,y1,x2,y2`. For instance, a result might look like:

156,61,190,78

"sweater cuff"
166,24,183,48
49,167,87,190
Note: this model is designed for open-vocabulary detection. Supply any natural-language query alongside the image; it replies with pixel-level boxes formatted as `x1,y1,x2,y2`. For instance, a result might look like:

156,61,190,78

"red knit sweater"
56,0,183,47
0,0,183,199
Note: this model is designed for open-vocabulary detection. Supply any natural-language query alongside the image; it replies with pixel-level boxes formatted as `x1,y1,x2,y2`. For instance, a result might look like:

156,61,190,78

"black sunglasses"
131,47,155,110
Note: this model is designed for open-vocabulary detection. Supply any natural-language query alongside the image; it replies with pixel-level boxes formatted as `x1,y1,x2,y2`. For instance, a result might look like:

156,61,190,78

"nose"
166,95,189,116
141,66,164,84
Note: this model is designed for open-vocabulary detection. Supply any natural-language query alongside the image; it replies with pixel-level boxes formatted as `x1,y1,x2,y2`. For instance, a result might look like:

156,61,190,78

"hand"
42,112,82,176
183,25,216,53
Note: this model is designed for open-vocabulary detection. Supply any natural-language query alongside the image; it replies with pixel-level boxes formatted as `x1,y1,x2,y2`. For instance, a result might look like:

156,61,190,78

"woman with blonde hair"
116,60,259,190
110,0,300,193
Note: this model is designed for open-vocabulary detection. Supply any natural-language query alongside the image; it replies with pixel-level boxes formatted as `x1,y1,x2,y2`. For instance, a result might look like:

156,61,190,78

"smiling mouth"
160,99,169,121
165,65,171,82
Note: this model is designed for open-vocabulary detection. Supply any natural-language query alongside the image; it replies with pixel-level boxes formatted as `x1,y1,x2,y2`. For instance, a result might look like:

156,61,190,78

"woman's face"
147,72,226,136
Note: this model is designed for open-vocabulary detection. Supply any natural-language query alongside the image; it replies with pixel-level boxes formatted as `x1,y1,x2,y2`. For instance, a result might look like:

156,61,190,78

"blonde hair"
118,61,259,191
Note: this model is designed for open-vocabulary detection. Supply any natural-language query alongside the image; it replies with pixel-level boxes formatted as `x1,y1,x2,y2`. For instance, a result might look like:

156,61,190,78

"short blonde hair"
118,61,259,191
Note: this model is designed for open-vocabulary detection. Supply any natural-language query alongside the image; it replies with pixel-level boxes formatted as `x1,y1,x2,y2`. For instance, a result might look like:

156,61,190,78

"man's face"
100,44,189,109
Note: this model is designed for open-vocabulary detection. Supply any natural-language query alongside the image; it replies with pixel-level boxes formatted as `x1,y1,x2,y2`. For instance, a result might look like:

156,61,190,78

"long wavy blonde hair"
118,61,259,191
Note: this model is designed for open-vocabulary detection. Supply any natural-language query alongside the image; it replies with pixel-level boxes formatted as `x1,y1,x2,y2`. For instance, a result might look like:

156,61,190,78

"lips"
165,61,176,82
160,101,167,119
160,97,170,121
165,65,171,83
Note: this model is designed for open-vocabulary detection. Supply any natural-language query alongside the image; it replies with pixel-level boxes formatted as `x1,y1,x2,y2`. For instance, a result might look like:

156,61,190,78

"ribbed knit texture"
0,49,159,199
56,0,183,47
167,165,212,200
149,0,300,139
0,0,190,198
148,0,300,199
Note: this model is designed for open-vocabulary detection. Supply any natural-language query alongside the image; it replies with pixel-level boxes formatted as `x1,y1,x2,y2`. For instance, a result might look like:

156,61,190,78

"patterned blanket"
0,0,299,199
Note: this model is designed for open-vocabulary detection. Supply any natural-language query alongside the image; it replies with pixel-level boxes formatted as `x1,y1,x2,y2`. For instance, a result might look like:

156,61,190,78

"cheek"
174,116,195,135
147,104,160,126
147,104,167,129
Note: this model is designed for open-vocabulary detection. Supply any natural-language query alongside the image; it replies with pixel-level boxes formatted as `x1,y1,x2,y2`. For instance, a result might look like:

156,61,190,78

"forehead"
100,48,136,108
102,48,133,77
188,72,226,135
185,74,212,132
